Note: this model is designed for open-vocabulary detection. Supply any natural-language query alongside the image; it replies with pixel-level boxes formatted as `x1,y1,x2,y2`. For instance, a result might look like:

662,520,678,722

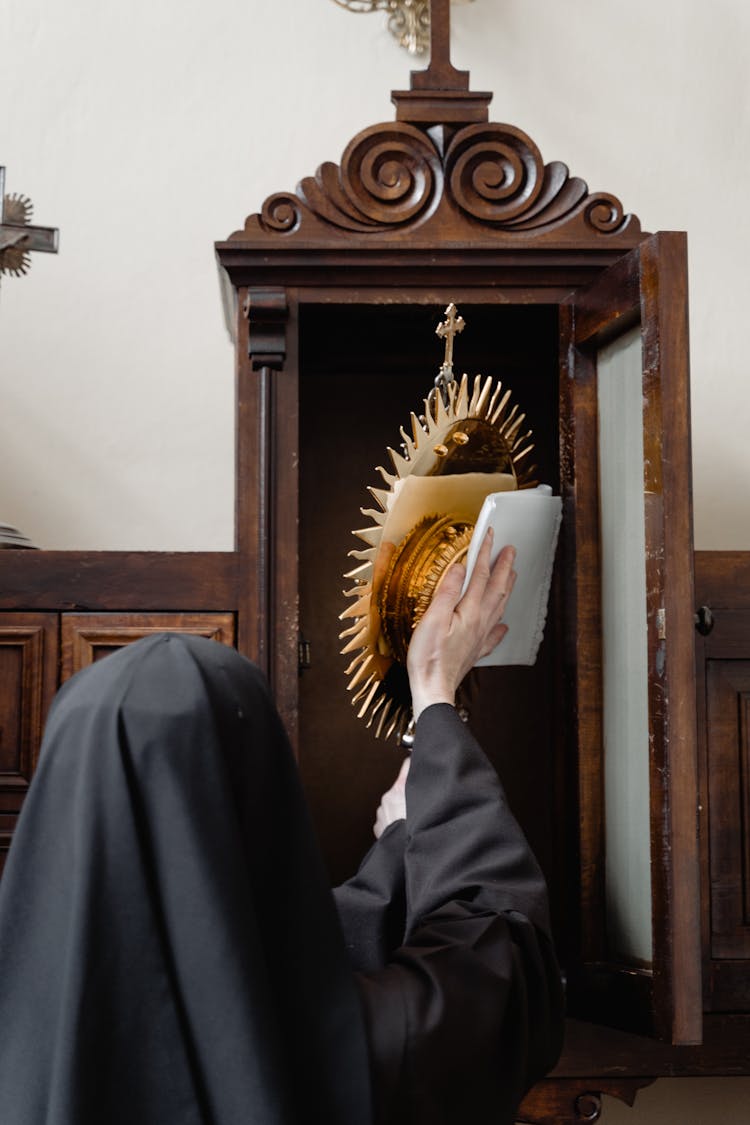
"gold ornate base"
378,513,474,663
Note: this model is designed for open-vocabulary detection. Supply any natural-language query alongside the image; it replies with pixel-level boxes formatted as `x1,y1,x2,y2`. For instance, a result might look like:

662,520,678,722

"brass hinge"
298,639,312,672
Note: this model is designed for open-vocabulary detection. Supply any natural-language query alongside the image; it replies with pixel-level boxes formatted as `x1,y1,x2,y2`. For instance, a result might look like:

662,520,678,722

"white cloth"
462,485,562,666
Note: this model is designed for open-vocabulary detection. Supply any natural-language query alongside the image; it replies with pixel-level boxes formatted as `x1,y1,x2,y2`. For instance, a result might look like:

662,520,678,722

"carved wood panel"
0,614,58,797
695,556,750,1012
707,659,750,963
704,652,750,1010
0,613,58,872
60,613,236,681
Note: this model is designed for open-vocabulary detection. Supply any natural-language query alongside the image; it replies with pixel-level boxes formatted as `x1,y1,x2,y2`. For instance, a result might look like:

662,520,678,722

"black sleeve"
332,819,407,973
354,704,565,1125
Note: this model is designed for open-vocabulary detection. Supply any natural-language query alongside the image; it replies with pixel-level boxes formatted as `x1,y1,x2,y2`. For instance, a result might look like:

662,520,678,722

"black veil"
0,633,372,1125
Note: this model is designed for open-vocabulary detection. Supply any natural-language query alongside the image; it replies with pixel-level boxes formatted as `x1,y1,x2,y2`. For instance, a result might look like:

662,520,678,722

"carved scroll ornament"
233,120,640,245
516,1077,655,1125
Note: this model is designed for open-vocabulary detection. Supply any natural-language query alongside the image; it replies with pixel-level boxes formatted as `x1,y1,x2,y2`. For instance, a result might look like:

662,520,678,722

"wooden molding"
226,120,643,249
243,288,289,371
60,613,236,681
0,551,238,612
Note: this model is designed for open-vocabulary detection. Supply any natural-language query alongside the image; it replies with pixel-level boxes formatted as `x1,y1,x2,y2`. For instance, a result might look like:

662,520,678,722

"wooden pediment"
220,0,645,266
226,117,643,251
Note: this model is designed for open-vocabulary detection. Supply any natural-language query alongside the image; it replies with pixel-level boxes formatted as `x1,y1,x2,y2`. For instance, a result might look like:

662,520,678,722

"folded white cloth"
462,485,562,667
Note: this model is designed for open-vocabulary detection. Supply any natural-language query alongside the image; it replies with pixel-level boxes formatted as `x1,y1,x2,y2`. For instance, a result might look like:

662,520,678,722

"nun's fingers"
479,622,509,659
486,545,517,611
494,561,517,621
475,556,515,656
392,755,410,791
373,759,409,838
459,538,517,631
455,529,494,621
428,558,467,621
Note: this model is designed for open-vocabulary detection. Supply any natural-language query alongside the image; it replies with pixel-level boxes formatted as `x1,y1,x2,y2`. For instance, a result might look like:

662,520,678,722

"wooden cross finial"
391,0,491,124
0,167,59,278
436,302,465,384
414,0,467,91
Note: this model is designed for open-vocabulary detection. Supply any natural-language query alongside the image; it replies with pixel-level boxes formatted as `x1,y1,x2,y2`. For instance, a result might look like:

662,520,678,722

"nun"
0,536,563,1124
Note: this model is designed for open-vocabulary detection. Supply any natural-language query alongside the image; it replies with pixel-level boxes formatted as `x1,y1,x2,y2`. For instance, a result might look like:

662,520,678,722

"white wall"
600,1077,750,1125
3,2,750,1119
2,0,749,550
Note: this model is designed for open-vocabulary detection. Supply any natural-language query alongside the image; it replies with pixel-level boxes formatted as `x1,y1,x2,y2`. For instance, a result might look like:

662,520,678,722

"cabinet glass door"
560,232,702,1044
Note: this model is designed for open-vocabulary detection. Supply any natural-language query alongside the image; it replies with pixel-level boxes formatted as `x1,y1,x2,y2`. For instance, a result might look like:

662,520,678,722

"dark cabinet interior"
298,302,562,891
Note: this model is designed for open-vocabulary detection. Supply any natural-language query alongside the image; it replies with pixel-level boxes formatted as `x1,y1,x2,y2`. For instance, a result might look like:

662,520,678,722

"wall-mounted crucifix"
0,167,59,279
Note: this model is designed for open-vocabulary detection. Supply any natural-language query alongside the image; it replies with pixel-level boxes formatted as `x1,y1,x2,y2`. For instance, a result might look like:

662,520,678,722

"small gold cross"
435,302,465,383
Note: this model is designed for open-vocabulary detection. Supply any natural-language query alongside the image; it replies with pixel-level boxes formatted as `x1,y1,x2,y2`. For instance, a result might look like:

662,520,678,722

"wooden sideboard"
1,549,749,1125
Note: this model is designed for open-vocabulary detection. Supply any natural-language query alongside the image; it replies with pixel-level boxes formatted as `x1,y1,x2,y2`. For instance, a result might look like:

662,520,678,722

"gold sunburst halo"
340,371,537,742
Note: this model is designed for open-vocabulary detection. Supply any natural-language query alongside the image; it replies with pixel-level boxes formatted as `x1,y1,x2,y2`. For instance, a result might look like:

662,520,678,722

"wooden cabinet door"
560,231,701,1044
0,613,58,872
706,658,750,976
695,554,750,1012
61,613,236,680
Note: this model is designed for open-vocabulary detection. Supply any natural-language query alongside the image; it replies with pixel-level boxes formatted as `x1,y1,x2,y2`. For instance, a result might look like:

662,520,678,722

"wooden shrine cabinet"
214,17,750,1120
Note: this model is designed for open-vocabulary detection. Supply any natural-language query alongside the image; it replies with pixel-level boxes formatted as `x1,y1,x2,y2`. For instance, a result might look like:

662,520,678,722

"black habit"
0,633,562,1124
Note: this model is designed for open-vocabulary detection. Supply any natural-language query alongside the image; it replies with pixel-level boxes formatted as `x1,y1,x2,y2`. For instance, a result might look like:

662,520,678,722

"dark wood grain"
0,614,58,801
0,613,58,870
60,612,236,681
217,252,633,295
518,1077,654,1124
0,552,237,611
559,234,701,1045
556,1014,750,1077
695,551,750,610
705,661,750,960
694,557,750,1013
558,303,604,970
641,232,702,1045
269,294,300,749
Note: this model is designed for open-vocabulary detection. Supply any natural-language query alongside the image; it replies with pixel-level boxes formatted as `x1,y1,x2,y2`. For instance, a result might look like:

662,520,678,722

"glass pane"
597,325,653,968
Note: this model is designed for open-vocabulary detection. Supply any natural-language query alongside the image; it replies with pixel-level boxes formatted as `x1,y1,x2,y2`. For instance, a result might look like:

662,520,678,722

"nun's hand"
373,756,410,839
406,534,516,722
